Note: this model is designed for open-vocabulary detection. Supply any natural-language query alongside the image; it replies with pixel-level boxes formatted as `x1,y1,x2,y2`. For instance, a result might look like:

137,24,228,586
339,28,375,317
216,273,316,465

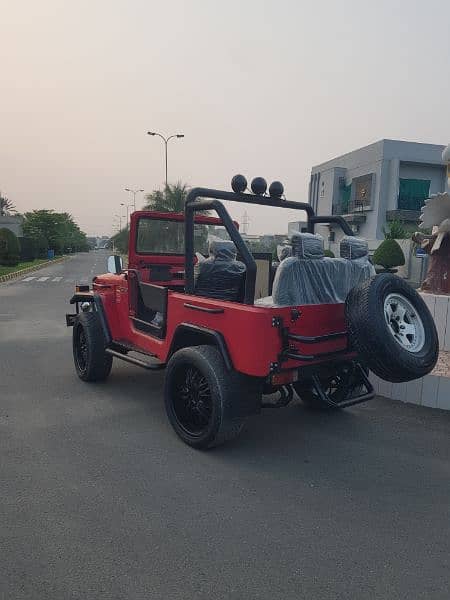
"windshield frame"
133,212,234,257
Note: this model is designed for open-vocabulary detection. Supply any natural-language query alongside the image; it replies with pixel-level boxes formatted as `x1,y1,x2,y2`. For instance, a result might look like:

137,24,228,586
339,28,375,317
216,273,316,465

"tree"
110,227,128,255
22,210,89,255
383,219,411,240
0,228,20,266
373,239,405,271
144,182,189,212
0,195,16,216
144,182,210,215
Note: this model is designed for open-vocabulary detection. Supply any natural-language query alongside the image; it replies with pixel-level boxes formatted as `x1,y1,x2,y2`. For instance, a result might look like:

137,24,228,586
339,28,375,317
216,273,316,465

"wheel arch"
168,323,233,370
69,293,112,346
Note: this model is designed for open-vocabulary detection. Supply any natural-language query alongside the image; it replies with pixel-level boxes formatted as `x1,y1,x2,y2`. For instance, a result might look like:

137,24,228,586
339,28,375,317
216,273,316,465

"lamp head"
231,174,247,194
269,181,284,198
251,177,267,196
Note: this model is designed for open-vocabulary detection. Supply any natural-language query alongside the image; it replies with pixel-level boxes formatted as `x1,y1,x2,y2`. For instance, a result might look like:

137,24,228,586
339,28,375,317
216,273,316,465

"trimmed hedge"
19,236,49,261
0,228,21,266
373,239,405,270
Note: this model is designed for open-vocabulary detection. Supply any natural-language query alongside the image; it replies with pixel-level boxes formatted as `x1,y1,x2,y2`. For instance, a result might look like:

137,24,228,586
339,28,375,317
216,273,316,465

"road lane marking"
22,277,36,282
52,277,63,282
37,277,49,281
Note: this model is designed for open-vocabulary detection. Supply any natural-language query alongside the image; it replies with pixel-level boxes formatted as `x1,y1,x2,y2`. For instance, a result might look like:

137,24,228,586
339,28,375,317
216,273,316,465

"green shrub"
324,249,335,258
0,228,21,266
383,219,409,240
373,239,405,270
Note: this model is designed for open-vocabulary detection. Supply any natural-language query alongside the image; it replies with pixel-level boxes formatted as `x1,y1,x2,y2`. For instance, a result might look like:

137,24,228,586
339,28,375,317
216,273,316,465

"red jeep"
67,176,438,449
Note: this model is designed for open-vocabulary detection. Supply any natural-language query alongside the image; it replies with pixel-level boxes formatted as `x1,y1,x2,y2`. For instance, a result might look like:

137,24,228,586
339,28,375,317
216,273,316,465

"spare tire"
345,274,438,383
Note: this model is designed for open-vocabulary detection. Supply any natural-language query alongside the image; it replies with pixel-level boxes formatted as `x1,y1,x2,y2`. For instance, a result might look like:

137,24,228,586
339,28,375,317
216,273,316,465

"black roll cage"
185,187,354,305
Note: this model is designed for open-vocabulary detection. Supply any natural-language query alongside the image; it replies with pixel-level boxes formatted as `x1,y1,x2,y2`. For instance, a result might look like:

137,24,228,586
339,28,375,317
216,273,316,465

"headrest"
290,233,324,260
277,244,292,261
209,239,237,261
340,236,369,259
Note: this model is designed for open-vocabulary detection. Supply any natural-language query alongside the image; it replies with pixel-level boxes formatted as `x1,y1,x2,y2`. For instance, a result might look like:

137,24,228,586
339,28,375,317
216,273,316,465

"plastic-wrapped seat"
272,233,340,305
339,236,375,280
194,240,246,302
339,235,375,277
271,233,374,306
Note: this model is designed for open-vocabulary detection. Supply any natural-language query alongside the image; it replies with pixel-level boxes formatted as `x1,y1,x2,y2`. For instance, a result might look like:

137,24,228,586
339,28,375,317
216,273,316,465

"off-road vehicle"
67,175,438,448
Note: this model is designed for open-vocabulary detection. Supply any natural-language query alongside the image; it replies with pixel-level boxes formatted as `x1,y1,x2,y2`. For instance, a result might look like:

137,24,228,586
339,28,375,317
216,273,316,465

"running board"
105,348,165,370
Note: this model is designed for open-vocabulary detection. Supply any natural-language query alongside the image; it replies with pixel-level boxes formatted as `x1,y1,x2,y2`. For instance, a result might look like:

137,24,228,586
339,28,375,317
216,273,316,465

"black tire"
345,274,438,383
72,311,113,382
164,345,258,449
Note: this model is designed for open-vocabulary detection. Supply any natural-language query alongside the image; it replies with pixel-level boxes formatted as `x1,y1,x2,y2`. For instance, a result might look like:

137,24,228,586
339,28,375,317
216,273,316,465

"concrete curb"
370,372,450,411
0,256,69,284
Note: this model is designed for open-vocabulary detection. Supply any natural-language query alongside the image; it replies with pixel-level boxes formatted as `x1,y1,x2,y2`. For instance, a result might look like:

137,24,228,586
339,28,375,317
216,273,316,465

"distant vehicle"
66,175,438,449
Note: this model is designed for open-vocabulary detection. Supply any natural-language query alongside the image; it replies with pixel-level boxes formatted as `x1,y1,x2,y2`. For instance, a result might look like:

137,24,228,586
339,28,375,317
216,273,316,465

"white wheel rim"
383,293,425,353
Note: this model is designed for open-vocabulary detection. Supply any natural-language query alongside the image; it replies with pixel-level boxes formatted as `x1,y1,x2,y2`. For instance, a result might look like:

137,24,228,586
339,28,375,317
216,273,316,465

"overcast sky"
1,0,449,236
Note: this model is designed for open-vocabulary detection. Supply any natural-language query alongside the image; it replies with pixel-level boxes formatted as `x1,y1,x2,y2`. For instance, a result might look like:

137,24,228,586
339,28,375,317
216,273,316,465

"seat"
272,233,338,305
271,233,374,306
194,240,246,302
339,236,375,282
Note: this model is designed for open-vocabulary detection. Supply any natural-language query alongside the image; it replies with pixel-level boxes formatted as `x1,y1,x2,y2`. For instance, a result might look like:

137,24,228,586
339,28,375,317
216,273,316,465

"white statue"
412,144,450,295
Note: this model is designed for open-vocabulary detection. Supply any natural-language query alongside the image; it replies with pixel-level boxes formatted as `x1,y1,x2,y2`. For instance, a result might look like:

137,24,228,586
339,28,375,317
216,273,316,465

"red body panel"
93,275,353,378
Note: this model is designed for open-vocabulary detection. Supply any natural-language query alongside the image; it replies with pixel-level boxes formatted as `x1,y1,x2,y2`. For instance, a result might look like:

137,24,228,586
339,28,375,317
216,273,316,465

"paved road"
1,251,450,600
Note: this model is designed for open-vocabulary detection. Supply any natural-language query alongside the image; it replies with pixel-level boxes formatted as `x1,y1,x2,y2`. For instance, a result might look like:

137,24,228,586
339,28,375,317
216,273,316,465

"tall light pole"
147,131,184,188
120,202,133,227
124,188,144,212
114,214,123,231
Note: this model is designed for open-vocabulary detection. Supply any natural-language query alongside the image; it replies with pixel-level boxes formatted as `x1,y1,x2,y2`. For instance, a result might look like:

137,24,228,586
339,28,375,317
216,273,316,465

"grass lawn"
0,258,49,277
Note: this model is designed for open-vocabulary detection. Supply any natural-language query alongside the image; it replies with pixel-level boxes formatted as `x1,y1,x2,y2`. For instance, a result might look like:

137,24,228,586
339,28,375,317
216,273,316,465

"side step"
105,348,165,371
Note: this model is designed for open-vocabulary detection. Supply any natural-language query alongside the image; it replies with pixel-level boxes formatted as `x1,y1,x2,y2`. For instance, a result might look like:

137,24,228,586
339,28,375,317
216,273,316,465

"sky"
1,0,450,236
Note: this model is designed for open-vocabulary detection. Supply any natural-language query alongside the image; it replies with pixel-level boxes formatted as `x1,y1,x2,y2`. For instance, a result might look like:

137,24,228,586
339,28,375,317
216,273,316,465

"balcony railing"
332,198,370,216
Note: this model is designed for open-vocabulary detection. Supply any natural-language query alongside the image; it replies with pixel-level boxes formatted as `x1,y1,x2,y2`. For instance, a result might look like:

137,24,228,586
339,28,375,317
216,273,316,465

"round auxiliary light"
251,177,267,196
269,181,284,198
231,174,248,194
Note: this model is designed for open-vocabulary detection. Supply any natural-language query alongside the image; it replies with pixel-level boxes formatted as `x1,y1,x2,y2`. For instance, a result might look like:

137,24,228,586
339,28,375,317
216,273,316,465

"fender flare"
168,323,233,370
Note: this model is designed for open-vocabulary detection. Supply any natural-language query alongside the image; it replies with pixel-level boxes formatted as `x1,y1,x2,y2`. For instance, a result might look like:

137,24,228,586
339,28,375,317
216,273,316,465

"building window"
354,176,372,208
398,178,430,211
340,184,352,212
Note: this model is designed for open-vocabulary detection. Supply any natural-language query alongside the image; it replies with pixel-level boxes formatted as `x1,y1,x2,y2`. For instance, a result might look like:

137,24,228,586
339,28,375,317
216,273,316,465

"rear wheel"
73,311,112,382
164,345,256,449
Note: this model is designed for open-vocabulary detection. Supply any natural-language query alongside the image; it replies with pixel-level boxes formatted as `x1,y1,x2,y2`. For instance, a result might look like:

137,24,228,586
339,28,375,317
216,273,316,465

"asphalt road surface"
1,251,450,600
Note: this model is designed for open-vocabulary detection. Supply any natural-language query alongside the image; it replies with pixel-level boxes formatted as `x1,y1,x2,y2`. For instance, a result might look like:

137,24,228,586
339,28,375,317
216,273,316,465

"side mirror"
107,255,123,274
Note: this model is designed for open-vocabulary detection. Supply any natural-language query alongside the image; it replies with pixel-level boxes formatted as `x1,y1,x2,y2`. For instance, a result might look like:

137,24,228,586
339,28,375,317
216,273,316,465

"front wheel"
73,311,112,382
164,346,255,449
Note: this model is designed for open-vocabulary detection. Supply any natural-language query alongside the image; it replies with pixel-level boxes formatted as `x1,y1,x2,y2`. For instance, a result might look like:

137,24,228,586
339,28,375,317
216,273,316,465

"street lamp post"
147,131,184,188
114,214,123,231
124,188,144,212
120,203,133,227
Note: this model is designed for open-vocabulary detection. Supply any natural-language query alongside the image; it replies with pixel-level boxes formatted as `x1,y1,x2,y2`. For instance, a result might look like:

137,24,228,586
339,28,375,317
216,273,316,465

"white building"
309,139,447,247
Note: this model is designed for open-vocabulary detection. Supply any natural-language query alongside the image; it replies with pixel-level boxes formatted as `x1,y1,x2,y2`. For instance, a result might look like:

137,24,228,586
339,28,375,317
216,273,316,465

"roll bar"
184,187,354,305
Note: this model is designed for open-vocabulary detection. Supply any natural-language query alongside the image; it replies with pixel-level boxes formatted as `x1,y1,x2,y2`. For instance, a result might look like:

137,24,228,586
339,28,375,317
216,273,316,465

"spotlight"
251,177,267,196
269,181,284,198
231,174,247,194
